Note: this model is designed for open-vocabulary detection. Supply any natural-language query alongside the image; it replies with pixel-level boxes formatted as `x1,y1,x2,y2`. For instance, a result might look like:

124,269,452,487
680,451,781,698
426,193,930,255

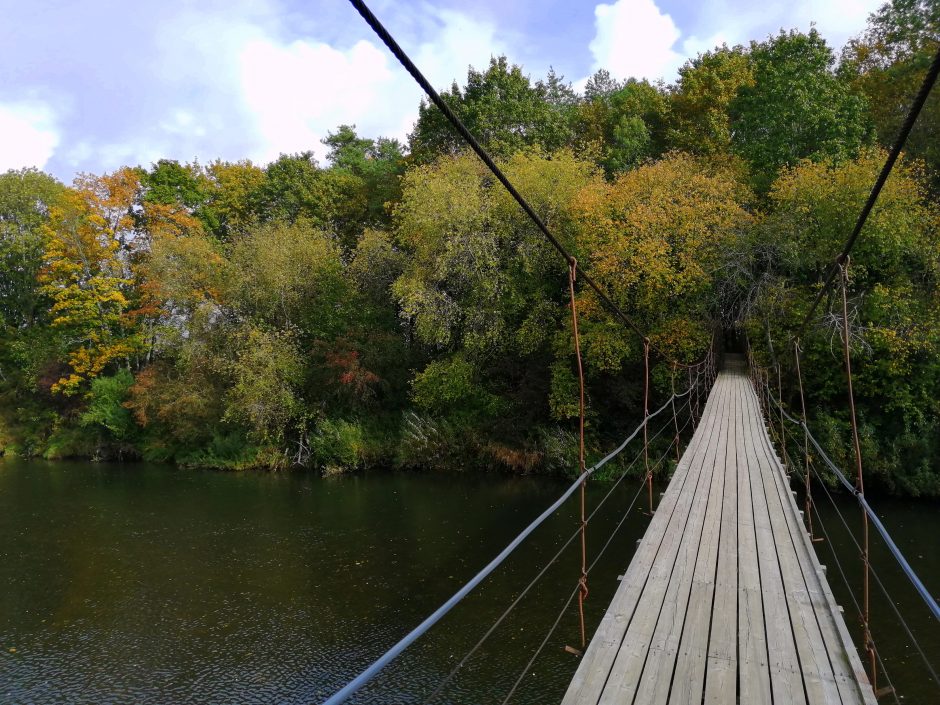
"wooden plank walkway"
561,357,877,705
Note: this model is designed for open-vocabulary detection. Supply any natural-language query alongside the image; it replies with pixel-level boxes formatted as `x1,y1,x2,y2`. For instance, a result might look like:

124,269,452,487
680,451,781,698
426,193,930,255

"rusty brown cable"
777,363,789,472
643,338,653,515
839,259,877,689
795,43,940,342
348,0,717,372
671,362,681,463
568,259,589,648
793,339,818,541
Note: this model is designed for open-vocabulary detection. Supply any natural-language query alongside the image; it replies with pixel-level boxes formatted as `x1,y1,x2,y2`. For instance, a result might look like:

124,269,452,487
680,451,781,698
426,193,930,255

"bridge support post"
793,340,821,543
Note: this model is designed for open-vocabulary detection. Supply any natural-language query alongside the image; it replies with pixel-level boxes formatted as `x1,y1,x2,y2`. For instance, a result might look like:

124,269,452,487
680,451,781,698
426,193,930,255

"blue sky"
0,0,884,181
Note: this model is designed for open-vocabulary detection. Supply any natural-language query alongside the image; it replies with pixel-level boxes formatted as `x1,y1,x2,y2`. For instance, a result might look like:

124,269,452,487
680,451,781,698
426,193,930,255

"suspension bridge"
321,2,940,702
561,357,875,705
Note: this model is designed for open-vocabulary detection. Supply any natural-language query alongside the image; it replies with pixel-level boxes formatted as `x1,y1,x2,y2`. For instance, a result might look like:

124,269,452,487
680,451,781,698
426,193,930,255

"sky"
0,0,885,182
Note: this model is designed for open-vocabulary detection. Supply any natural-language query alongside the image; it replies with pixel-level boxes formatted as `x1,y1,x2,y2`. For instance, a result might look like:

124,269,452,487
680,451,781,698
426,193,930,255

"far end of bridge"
562,354,877,705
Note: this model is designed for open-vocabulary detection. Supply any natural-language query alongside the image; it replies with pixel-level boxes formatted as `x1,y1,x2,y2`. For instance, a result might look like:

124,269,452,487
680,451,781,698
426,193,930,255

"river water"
1,457,937,704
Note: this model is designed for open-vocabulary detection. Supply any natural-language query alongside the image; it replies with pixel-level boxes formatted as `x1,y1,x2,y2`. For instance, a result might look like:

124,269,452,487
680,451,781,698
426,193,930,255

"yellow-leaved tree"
574,152,752,366
39,169,142,394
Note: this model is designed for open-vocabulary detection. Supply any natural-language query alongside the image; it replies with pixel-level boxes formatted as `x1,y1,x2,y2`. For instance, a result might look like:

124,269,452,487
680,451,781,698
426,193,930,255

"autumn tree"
749,150,940,494
841,0,940,188
668,46,754,158
574,152,751,368
393,150,600,427
38,170,143,395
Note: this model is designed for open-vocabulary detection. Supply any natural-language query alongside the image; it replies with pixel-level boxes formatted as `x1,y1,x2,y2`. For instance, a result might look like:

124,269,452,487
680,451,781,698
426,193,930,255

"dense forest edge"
2,1,939,496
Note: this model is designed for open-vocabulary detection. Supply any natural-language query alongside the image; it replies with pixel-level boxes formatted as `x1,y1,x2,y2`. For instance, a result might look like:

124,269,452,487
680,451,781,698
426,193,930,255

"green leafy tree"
409,57,575,162
323,125,405,226
841,0,940,188
393,150,599,428
669,46,754,157
730,29,874,192
0,169,64,329
749,150,940,494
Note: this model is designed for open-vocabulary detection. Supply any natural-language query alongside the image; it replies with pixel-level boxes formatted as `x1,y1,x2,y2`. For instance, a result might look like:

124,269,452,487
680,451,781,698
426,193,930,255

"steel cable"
422,406,694,703
807,486,902,705
760,381,940,690
347,0,712,371
321,380,705,704
499,432,683,705
795,43,940,340
767,391,940,623
807,458,940,692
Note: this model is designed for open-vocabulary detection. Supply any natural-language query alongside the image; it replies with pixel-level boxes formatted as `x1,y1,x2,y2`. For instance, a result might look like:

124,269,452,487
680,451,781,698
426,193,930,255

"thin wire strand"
322,381,700,704
808,488,902,705
768,389,940,623
759,369,939,688
423,409,694,702
499,442,679,705
808,460,940,692
795,43,940,339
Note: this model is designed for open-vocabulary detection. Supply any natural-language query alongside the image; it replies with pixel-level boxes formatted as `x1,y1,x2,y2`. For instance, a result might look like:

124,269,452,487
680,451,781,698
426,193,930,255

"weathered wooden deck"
562,358,877,705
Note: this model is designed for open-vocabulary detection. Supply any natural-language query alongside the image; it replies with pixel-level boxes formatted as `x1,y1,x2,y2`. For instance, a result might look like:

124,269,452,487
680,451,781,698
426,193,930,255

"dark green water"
1,457,937,704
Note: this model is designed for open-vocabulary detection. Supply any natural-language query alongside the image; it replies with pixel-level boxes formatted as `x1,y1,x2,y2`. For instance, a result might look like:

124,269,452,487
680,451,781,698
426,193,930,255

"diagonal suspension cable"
805,484,902,705
321,375,706,705
498,429,685,705
769,391,940,623
347,0,708,370
806,456,940,693
794,43,940,341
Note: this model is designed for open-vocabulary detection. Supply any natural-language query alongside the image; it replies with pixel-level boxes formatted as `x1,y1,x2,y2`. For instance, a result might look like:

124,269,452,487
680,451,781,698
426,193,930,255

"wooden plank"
742,382,842,704
665,369,735,705
562,362,879,705
736,373,774,705
741,378,808,705
595,380,731,705
749,389,877,705
700,366,739,705
634,372,731,704
561,376,725,704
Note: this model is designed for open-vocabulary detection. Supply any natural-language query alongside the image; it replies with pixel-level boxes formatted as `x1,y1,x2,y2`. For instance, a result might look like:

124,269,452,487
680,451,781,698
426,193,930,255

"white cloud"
0,102,59,171
585,0,883,88
680,0,884,62
239,38,394,163
588,0,684,82
235,8,507,164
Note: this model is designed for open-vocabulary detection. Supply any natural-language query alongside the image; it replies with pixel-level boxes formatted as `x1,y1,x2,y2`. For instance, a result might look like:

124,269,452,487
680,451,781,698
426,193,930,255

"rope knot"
578,574,589,600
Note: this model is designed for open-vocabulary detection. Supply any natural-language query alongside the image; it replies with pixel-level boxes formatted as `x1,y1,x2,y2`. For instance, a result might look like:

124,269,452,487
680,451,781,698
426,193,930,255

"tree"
0,169,64,328
323,124,405,226
749,149,940,494
38,171,143,395
574,153,752,365
228,221,349,339
202,160,266,240
730,29,874,192
254,152,336,226
669,46,754,157
409,57,575,162
841,0,940,188
392,150,599,425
